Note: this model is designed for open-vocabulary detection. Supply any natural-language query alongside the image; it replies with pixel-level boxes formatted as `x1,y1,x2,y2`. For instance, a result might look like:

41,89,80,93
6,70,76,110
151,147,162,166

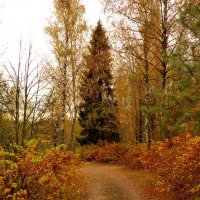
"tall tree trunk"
135,102,139,144
159,0,169,140
138,83,143,144
60,62,67,144
68,62,77,150
15,43,23,146
15,71,20,145
22,46,31,146
143,27,151,151
69,113,76,150
161,0,168,94
150,115,156,141
138,104,143,144
53,120,59,148
22,82,28,146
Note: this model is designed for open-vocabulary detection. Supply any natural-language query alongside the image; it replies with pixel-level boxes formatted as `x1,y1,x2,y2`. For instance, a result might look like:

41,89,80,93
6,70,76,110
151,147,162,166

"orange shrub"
141,132,200,200
80,143,144,169
0,141,86,200
79,133,200,199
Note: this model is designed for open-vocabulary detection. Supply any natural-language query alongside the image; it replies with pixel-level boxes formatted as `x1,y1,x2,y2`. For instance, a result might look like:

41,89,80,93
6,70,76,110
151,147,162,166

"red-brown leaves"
141,132,200,199
80,132,200,199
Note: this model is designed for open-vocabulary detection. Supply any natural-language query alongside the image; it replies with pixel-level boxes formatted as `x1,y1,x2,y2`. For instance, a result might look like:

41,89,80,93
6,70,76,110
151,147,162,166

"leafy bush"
0,140,86,200
80,143,144,169
80,132,200,199
141,132,200,200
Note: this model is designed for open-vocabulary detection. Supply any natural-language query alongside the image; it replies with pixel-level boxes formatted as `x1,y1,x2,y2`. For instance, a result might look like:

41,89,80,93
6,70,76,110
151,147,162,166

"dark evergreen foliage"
78,21,120,145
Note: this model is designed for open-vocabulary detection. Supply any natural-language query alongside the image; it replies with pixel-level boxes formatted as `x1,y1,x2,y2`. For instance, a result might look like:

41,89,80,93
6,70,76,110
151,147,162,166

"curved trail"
81,163,150,200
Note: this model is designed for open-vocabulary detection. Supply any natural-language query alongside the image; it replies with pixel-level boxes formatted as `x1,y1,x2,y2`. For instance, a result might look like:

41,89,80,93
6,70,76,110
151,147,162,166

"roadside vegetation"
80,132,200,200
0,140,86,200
0,0,199,199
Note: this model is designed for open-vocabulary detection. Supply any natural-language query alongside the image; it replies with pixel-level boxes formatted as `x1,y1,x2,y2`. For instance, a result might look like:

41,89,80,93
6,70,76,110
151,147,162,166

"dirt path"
81,163,153,200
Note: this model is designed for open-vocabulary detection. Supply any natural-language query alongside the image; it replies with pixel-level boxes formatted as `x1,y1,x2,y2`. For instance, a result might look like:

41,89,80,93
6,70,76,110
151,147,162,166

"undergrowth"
0,140,86,200
79,132,200,200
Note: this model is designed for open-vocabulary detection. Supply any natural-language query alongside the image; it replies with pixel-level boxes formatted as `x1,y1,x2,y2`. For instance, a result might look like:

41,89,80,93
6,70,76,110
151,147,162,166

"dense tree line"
103,0,200,149
0,0,199,151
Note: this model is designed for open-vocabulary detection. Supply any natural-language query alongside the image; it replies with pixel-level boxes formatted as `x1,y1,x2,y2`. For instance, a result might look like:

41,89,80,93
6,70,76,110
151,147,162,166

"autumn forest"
0,0,199,199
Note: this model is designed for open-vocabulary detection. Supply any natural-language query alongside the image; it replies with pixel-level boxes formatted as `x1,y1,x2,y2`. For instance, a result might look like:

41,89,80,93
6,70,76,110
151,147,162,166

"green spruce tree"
78,21,120,145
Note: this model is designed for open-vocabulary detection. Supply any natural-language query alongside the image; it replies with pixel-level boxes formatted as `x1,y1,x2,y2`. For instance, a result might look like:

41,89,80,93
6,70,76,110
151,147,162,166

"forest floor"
81,162,157,200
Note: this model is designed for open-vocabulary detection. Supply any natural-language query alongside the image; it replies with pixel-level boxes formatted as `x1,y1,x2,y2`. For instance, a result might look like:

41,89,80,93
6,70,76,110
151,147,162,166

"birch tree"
45,0,86,147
